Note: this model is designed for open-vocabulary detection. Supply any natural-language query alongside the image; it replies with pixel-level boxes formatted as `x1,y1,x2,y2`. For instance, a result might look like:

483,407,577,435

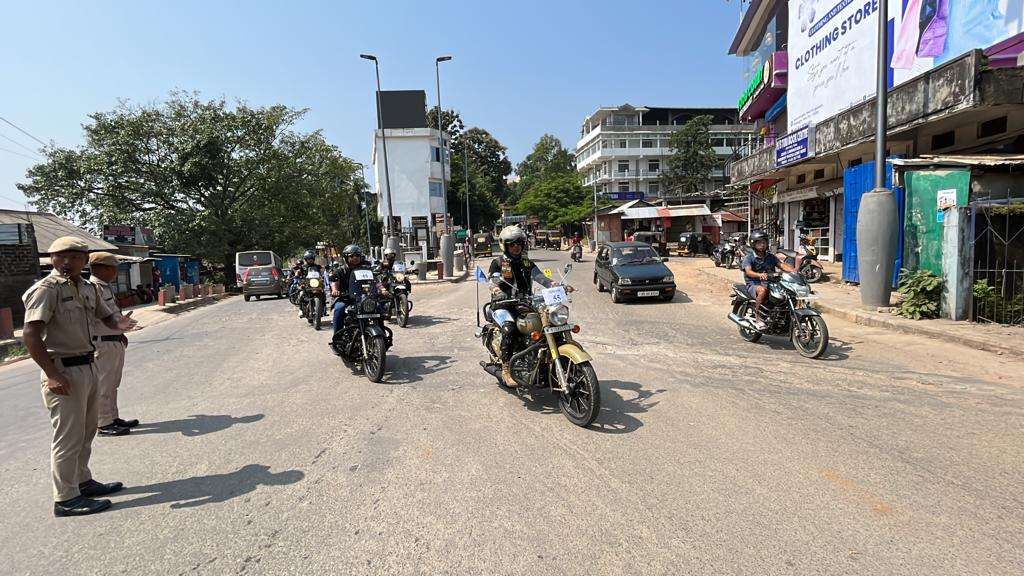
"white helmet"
499,225,527,257
383,247,397,257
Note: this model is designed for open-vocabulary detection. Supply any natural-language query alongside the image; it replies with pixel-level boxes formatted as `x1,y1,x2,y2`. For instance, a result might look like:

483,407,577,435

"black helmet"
749,230,769,246
303,249,316,261
342,244,363,258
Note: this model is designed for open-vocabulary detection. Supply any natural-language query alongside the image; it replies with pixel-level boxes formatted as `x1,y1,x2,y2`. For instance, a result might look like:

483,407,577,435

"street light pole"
464,130,471,234
435,55,454,277
360,54,399,256
855,2,899,308
592,176,598,251
359,164,372,251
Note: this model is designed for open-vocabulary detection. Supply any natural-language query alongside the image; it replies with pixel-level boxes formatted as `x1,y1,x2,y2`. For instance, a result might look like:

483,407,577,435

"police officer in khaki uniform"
22,237,140,516
88,252,139,437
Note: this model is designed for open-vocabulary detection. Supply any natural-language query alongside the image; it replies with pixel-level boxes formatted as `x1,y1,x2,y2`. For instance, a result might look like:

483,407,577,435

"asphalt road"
1,250,1022,575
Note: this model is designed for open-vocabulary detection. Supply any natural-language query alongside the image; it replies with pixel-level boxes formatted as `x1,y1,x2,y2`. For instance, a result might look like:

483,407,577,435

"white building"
372,127,451,244
575,104,757,198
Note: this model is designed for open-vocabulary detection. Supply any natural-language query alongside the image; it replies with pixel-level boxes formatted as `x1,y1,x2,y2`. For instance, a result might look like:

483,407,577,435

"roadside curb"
410,268,469,285
158,293,235,314
693,266,1020,357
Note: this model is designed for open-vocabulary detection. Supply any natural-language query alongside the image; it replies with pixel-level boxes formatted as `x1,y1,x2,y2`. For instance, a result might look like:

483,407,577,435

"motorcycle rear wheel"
723,253,734,269
364,335,387,382
802,264,824,283
735,301,762,343
397,294,410,327
556,359,601,427
793,315,829,359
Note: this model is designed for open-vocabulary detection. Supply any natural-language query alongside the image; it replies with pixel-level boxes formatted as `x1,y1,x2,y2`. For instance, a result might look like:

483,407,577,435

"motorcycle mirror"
563,263,572,275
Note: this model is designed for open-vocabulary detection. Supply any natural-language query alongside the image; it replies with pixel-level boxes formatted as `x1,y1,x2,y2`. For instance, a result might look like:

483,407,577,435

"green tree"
660,115,718,197
18,92,367,282
514,134,575,200
515,173,589,229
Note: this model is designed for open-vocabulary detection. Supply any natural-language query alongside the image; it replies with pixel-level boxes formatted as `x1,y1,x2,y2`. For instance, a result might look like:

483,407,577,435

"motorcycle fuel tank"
516,312,543,335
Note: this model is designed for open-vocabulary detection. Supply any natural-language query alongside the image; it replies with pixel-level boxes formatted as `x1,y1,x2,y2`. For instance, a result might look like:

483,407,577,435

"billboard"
789,0,1024,131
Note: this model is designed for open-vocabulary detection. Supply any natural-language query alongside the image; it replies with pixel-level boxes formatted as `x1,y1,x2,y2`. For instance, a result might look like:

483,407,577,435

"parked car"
242,266,285,301
632,230,668,256
593,242,676,303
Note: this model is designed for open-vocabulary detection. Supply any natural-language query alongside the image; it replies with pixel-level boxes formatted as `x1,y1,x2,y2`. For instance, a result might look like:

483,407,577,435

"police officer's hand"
116,311,140,332
46,373,72,396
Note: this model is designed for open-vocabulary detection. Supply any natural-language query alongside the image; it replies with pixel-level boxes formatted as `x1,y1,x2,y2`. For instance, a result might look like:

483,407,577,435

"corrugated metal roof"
890,154,1024,166
0,209,117,253
621,207,661,220
663,205,712,217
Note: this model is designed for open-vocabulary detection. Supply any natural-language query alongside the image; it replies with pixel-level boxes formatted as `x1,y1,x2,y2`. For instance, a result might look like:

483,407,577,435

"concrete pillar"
856,189,899,308
385,236,401,261
440,234,454,277
941,206,972,321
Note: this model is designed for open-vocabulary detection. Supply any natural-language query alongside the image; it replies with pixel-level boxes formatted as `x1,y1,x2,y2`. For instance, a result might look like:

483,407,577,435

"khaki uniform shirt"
22,270,117,357
89,277,124,337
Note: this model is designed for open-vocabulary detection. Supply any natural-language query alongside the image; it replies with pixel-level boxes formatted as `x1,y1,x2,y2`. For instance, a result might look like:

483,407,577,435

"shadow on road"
402,315,458,329
385,355,455,384
758,334,851,361
131,414,265,437
111,464,304,510
591,380,663,434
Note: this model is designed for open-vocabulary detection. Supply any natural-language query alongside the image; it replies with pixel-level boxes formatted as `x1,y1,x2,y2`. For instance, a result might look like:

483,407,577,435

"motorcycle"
776,235,825,283
712,240,736,268
476,264,601,427
727,271,830,359
381,264,413,328
570,243,583,262
301,270,327,330
287,275,302,306
330,268,393,382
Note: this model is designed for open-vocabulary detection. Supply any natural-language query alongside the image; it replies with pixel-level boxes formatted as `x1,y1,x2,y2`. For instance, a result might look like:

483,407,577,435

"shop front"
774,181,844,262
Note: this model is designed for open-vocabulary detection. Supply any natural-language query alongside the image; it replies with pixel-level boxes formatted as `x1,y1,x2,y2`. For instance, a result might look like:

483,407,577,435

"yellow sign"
543,268,553,279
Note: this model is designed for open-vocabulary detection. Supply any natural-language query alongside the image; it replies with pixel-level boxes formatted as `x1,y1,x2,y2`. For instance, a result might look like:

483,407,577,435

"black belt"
93,335,126,343
59,353,94,367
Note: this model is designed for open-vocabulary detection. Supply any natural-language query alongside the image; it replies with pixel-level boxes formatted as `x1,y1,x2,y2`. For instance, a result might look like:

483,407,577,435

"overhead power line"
0,131,41,157
0,145,38,161
0,115,49,147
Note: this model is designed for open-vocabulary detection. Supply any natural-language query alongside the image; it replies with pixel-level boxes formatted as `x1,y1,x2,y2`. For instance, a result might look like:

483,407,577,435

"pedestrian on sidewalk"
21,237,140,517
89,252,140,437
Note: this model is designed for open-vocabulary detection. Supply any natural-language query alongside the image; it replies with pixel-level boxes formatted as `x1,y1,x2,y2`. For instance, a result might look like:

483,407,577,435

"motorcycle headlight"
548,305,569,326
309,278,321,288
394,273,405,281
662,275,674,283
618,278,632,285
360,298,377,314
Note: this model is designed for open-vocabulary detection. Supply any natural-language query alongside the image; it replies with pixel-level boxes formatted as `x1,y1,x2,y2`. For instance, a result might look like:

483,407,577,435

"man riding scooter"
741,230,797,330
570,233,583,262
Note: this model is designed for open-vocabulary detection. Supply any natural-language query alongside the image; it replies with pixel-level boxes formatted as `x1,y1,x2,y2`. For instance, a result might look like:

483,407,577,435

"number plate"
796,295,820,301
356,314,380,319
543,324,573,334
637,290,659,297
542,286,568,306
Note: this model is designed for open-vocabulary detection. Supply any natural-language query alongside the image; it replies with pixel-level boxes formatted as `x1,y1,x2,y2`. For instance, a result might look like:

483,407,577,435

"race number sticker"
354,269,374,281
393,264,406,273
306,270,321,279
543,268,553,279
542,286,568,306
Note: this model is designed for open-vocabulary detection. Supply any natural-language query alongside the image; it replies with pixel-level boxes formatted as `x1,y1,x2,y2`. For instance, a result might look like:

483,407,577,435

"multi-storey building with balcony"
575,105,757,199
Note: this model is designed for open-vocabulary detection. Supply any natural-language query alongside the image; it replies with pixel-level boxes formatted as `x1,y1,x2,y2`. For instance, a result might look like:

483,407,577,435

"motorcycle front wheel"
313,298,322,330
556,359,601,427
793,315,829,359
364,335,387,382
802,264,824,283
396,294,410,327
306,299,315,324
723,253,734,269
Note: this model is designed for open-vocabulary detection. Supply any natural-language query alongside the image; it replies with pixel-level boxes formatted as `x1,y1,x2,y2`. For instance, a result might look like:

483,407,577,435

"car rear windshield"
248,267,271,277
614,246,659,263
238,252,272,266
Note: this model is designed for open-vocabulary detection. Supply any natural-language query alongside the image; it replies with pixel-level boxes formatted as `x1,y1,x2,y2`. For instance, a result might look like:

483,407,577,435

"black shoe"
54,496,111,517
98,424,130,436
113,418,140,428
79,479,124,497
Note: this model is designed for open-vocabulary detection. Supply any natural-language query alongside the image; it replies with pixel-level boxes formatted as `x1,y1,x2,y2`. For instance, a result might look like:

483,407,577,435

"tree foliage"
660,115,719,196
514,134,575,200
512,135,588,230
18,92,371,281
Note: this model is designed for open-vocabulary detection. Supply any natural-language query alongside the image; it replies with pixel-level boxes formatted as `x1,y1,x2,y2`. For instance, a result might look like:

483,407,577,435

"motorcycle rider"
488,225,571,387
374,247,411,295
296,249,323,318
329,244,388,331
741,230,796,329
569,232,583,260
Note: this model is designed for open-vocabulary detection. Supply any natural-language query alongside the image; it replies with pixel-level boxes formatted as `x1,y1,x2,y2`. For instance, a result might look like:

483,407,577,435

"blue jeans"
332,301,346,332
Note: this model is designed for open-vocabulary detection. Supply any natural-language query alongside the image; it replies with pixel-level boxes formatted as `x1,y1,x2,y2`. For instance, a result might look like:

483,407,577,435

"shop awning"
661,205,712,217
621,207,661,220
890,154,1024,167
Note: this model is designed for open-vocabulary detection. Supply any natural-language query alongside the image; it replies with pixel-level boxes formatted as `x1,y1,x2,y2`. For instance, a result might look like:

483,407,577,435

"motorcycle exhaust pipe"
728,312,757,331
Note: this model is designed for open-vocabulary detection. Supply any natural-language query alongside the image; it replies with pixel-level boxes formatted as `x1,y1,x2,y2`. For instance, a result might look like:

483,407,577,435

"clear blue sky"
0,0,747,210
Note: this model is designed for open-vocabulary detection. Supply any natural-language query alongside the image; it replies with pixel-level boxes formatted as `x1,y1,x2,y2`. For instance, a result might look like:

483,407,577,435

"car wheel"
593,272,597,285
611,287,623,304
662,292,674,301
244,295,251,302
597,278,606,293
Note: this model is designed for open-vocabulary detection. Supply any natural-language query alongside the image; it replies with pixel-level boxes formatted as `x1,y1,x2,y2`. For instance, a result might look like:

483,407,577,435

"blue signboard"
607,191,645,201
775,126,815,168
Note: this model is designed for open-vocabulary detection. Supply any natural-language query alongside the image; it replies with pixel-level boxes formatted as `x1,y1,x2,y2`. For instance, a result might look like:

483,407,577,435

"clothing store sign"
789,0,1024,132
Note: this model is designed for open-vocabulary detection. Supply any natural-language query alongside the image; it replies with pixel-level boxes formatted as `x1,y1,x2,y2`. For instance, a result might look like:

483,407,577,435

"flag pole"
475,266,481,327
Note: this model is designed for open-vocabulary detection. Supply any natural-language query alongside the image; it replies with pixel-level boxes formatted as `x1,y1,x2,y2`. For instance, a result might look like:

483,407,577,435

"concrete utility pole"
464,130,471,235
358,164,372,251
435,55,454,277
856,2,899,308
361,54,400,257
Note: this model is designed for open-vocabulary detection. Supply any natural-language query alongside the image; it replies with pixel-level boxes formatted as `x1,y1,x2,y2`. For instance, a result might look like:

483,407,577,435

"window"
617,161,629,173
979,116,1008,139
429,181,444,198
618,181,629,192
648,182,659,194
931,130,956,150
796,174,807,185
618,139,627,149
431,146,442,162
813,168,825,180
648,159,660,173
641,139,654,148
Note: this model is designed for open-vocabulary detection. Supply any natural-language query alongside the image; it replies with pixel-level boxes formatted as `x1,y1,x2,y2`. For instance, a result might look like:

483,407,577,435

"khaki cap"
47,236,90,254
88,251,119,267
